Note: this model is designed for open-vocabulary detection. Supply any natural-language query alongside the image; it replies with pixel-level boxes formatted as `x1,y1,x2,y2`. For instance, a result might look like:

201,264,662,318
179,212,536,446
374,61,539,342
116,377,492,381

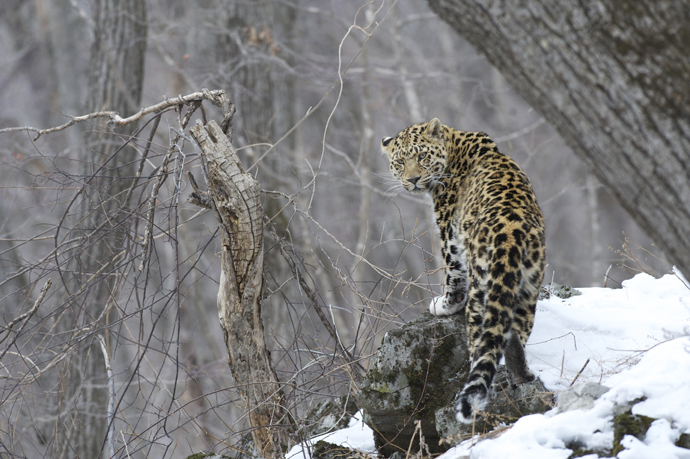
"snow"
286,411,376,459
289,273,690,458
529,272,690,392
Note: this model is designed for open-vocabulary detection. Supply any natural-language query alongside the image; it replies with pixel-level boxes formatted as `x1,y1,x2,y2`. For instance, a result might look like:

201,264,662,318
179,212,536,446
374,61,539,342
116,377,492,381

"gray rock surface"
357,311,554,457
357,312,469,456
539,282,582,300
556,382,610,413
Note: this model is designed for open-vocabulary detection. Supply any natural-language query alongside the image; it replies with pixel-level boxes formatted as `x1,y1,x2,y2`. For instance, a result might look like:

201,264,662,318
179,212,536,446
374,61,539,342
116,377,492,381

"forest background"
0,0,672,458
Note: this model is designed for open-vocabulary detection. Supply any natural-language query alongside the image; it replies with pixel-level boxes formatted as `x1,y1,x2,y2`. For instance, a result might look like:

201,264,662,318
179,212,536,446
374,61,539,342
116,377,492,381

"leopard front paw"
429,295,464,316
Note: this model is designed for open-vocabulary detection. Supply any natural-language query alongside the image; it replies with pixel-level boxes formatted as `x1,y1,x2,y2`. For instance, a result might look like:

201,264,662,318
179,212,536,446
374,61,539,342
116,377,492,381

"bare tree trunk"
38,0,90,147
189,120,292,458
427,0,690,275
214,0,281,148
55,1,147,457
88,0,146,119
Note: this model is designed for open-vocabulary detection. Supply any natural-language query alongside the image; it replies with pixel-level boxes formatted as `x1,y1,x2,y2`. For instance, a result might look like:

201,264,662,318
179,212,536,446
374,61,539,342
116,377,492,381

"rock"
677,433,690,449
357,312,469,456
608,398,690,454
306,396,359,436
312,440,367,459
357,311,554,457
556,382,610,413
610,397,646,419
539,283,582,300
612,409,655,455
436,368,553,440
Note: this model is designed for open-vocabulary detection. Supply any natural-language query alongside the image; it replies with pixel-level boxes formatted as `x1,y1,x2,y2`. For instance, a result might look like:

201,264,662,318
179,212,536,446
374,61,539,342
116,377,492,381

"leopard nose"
408,176,421,185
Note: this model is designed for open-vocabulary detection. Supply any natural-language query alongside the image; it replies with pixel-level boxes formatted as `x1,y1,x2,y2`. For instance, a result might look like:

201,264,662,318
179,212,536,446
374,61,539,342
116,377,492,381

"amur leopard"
381,118,546,423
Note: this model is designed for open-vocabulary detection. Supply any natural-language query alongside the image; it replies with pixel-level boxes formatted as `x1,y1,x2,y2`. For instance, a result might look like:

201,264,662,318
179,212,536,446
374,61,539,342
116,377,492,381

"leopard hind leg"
504,330,534,385
505,263,542,385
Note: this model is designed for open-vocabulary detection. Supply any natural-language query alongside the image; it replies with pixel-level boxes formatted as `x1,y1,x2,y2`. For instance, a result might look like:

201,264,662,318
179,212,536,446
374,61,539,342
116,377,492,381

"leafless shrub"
0,83,440,458
609,232,670,280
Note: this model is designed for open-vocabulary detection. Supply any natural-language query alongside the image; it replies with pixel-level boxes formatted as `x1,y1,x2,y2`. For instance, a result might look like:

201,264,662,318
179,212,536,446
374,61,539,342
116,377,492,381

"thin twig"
570,358,590,386
264,214,366,379
603,264,612,288
494,118,546,143
139,149,173,271
0,279,52,353
123,113,162,210
97,335,116,459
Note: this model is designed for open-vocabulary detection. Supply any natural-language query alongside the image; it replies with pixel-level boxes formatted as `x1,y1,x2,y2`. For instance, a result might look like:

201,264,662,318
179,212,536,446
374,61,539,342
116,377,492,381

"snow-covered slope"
529,272,690,392
289,273,690,459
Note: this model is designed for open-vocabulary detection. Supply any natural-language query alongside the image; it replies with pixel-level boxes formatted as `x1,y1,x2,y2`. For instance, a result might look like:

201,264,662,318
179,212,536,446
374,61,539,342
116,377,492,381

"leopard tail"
456,233,525,422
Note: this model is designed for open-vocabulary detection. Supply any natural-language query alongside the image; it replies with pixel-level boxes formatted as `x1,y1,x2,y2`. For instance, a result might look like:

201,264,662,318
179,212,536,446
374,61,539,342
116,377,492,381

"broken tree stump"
189,119,291,457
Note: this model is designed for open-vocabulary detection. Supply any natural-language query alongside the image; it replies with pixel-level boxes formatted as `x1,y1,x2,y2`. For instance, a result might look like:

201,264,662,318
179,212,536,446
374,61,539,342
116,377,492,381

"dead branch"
96,335,116,459
0,88,231,140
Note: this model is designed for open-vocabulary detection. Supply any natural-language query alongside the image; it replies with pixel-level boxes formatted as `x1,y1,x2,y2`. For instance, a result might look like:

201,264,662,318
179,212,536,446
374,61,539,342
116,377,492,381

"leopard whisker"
375,173,399,184
383,183,407,202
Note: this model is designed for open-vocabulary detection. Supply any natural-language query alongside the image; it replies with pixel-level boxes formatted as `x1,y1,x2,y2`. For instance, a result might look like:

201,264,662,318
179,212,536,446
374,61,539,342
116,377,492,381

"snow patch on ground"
286,411,376,459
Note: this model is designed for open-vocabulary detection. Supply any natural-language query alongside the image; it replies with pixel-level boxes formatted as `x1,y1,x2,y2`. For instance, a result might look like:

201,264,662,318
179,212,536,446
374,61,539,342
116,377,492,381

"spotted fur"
381,118,546,423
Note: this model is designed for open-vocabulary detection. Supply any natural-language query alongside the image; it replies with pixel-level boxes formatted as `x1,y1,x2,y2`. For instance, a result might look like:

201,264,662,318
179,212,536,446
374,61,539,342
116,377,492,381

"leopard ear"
381,136,394,155
425,118,443,142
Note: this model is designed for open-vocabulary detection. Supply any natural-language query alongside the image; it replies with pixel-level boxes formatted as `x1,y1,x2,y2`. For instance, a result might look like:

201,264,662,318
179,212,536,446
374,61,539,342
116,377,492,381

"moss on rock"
612,410,655,455
677,432,690,449
312,440,370,459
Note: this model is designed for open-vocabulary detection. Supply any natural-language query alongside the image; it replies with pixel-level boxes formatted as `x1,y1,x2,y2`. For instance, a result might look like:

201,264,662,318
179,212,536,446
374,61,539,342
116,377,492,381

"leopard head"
380,118,447,193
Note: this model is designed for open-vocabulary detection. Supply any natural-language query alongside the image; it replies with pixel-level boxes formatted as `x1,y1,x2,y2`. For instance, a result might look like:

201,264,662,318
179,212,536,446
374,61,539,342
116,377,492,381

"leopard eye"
418,152,427,161
395,159,405,166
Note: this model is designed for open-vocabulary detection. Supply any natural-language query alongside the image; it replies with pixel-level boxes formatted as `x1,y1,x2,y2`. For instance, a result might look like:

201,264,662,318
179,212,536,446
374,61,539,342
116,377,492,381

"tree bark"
427,0,690,274
56,1,147,457
88,0,146,118
190,120,291,458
